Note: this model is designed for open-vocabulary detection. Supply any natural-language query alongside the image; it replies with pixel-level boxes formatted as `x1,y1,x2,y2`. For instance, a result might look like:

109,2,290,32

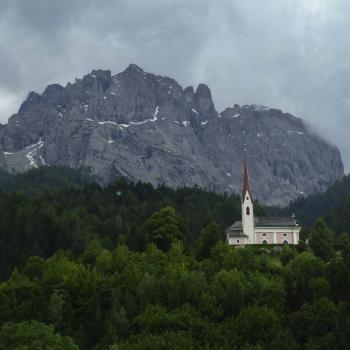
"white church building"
226,161,300,246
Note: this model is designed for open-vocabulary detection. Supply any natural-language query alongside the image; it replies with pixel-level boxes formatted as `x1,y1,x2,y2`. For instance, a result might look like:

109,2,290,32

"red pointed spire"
242,160,252,200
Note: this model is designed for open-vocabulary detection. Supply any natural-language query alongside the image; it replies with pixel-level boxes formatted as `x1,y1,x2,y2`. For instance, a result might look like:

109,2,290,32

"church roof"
227,221,244,231
255,217,297,227
226,217,298,232
226,229,249,238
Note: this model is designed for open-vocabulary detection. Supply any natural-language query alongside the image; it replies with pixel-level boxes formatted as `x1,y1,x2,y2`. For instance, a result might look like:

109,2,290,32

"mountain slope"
0,64,344,205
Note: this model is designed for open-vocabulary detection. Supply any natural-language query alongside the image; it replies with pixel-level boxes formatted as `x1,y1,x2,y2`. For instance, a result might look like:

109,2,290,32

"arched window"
262,240,268,244
246,207,250,215
283,240,289,245
237,240,240,244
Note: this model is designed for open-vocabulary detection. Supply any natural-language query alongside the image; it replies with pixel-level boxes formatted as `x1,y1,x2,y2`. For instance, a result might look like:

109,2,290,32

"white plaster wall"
227,227,301,246
254,227,301,245
256,232,273,244
276,232,293,244
242,192,255,243
228,237,248,245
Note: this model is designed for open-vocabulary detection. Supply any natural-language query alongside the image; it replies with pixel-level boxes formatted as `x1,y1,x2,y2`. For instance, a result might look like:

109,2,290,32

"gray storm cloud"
0,0,350,170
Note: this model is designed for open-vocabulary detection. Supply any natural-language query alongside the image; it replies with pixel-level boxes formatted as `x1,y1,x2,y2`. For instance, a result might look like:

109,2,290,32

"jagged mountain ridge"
0,64,344,205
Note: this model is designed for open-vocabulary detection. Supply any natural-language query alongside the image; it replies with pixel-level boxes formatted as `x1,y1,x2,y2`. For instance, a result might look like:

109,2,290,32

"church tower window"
246,207,250,215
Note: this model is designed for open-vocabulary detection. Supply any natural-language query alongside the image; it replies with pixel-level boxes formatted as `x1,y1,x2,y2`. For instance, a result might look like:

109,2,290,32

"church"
226,161,300,246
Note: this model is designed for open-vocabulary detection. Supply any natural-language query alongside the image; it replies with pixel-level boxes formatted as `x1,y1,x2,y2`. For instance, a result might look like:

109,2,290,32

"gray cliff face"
0,64,344,206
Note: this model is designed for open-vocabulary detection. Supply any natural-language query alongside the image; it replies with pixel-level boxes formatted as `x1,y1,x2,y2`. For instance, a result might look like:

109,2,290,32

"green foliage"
284,252,325,308
278,174,350,238
211,269,245,316
0,234,349,349
234,304,281,346
309,219,335,261
0,166,93,196
280,245,297,266
290,297,341,346
0,320,78,349
141,207,185,251
196,222,222,259
0,168,244,278
112,331,197,350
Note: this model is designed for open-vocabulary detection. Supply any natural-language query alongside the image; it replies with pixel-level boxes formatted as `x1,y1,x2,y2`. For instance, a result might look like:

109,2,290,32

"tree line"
275,174,350,233
0,167,268,279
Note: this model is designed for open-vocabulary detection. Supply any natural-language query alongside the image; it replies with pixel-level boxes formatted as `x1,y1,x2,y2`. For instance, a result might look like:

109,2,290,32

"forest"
276,174,350,233
0,167,349,349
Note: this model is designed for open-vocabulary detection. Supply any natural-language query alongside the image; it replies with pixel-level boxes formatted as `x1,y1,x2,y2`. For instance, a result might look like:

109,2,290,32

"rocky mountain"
0,64,344,206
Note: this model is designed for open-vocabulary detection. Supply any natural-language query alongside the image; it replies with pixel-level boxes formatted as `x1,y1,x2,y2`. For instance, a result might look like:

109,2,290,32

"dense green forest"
278,175,350,233
0,167,350,349
0,167,268,279
0,167,94,195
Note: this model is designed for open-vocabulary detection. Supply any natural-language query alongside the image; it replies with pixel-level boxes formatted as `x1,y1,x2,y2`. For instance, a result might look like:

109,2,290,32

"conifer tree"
309,218,335,261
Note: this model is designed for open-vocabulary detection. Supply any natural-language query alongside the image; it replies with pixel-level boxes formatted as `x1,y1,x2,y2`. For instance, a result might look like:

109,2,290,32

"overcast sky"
1,0,350,170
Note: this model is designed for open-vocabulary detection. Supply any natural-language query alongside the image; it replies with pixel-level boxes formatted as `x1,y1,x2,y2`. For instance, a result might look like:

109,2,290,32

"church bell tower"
241,161,255,243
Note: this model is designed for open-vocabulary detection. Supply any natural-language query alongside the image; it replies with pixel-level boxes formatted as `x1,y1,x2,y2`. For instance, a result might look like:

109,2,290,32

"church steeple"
242,160,252,201
241,160,255,243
